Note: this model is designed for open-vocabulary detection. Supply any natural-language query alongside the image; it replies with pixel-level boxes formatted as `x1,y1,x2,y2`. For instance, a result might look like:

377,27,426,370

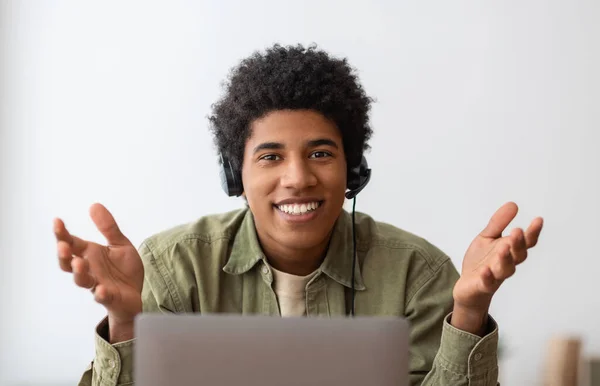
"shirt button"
108,359,116,368
474,353,483,361
261,266,269,275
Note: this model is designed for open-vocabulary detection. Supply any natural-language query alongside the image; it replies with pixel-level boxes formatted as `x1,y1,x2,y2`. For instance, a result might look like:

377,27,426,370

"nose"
280,158,317,190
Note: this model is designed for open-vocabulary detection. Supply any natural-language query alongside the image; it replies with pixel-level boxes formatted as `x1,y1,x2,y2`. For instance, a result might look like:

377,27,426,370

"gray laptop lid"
134,314,409,386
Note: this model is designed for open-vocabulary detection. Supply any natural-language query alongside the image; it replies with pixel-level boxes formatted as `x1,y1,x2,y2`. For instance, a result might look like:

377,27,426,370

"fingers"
92,284,114,305
489,241,515,280
479,202,519,239
479,202,543,248
509,228,528,265
478,222,540,292
54,218,97,290
68,254,114,307
71,257,95,289
70,256,113,306
54,218,91,273
477,241,516,295
54,211,119,306
57,240,73,272
524,217,544,248
89,203,130,246
53,218,90,256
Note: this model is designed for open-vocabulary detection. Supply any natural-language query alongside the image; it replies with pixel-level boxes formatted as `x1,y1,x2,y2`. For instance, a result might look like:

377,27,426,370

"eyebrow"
253,142,284,154
253,138,339,154
307,138,339,149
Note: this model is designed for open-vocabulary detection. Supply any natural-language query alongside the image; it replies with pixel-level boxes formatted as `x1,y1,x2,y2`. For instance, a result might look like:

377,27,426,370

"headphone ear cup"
347,168,361,191
219,154,243,197
345,156,371,199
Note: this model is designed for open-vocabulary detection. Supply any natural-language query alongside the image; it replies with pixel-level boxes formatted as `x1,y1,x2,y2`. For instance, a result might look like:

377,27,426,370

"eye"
310,151,332,159
259,154,281,161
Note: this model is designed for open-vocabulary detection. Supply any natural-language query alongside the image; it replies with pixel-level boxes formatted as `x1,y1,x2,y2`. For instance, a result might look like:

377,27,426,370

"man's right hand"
54,203,144,343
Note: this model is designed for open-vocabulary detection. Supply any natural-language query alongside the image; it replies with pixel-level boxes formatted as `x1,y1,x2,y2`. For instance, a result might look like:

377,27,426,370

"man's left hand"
451,202,544,335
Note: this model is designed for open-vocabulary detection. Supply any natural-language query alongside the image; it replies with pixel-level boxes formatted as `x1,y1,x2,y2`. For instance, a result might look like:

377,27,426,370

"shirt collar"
222,208,366,291
222,209,265,275
319,209,366,290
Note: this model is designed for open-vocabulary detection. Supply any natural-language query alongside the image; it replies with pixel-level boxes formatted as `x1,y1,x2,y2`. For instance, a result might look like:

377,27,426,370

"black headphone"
218,153,371,199
219,153,244,197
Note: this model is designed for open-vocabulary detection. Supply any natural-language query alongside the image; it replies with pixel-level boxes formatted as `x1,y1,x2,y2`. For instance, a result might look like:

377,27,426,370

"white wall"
1,1,598,385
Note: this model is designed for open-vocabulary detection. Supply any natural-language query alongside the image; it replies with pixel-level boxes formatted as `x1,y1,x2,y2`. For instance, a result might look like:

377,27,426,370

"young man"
54,44,543,386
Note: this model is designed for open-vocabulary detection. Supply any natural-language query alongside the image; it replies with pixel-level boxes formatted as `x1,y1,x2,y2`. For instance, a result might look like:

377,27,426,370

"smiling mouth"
273,201,323,215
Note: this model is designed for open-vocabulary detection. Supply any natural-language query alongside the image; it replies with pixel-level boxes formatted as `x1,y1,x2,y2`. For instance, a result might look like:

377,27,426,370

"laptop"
134,314,410,386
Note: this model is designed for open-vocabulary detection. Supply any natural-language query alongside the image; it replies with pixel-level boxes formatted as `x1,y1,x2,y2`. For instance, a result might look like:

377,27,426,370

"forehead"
247,109,341,145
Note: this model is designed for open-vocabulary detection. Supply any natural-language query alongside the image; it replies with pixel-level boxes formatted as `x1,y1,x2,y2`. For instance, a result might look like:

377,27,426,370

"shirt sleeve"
77,318,135,386
421,314,499,385
407,258,499,386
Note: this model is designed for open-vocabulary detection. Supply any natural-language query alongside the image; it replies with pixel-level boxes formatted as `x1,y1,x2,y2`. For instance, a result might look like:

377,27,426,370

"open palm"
54,203,144,324
453,202,544,312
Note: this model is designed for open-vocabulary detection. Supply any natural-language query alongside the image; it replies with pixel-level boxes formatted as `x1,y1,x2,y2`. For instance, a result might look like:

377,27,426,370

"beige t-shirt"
271,266,318,317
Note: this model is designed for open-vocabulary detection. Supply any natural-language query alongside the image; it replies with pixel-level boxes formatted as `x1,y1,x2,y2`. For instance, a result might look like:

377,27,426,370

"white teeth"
277,201,321,215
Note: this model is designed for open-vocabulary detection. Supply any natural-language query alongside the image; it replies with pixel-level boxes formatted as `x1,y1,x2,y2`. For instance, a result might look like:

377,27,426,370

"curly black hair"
208,44,373,173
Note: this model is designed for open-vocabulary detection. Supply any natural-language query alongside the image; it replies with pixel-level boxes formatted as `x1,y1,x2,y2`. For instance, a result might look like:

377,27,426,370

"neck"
257,231,332,276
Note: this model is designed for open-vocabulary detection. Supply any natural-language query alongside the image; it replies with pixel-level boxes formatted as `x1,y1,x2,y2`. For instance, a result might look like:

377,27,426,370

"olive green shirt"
79,208,499,386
